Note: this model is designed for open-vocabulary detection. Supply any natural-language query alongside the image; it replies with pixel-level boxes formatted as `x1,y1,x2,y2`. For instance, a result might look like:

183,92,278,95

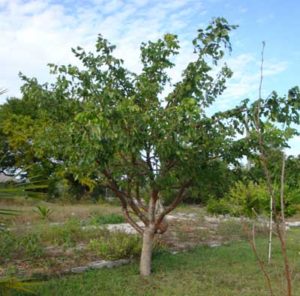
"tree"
30,17,236,276
0,77,87,198
223,80,300,295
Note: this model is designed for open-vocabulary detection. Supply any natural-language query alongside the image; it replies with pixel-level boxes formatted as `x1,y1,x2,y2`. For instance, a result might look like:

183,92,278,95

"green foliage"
19,233,44,258
220,181,268,216
207,181,300,217
0,231,43,261
0,18,240,212
0,231,17,259
33,205,53,220
88,231,142,260
206,198,231,216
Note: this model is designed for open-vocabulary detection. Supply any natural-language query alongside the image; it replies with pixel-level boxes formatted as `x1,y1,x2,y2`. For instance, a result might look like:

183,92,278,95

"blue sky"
0,0,299,154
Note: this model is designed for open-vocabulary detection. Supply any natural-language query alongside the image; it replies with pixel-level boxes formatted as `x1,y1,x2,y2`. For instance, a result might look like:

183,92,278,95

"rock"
70,259,131,274
204,216,221,224
208,242,222,248
71,266,89,273
105,222,144,234
286,221,300,227
167,213,197,221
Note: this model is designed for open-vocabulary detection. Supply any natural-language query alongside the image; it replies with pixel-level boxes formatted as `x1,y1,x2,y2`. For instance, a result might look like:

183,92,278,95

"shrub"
207,181,299,217
207,198,231,216
88,231,142,260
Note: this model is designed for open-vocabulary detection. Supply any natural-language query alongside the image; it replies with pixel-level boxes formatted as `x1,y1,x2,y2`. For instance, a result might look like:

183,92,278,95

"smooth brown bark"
140,226,155,276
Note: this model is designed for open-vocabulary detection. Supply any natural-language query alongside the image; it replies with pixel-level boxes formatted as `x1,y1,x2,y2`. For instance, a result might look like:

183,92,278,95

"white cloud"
217,54,288,110
0,0,289,111
287,136,300,156
0,0,206,103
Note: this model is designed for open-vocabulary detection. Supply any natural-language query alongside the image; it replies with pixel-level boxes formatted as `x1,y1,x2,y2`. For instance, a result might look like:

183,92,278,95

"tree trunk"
140,227,155,276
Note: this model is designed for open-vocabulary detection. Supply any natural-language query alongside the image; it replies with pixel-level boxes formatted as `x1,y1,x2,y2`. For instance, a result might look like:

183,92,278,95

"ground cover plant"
8,228,300,296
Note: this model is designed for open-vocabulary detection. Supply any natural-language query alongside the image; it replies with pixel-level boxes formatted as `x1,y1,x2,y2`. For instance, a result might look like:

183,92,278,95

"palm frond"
0,88,7,95
0,208,21,216
0,277,36,295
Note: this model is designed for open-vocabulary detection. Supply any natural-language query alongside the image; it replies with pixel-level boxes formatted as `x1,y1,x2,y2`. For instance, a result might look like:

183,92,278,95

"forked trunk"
140,227,155,276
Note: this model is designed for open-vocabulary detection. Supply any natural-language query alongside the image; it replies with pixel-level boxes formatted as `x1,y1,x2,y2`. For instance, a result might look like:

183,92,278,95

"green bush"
283,187,300,216
207,181,299,217
88,231,142,260
207,198,231,216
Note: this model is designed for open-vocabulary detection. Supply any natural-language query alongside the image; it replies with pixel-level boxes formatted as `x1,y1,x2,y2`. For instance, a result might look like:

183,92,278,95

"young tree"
224,85,300,295
15,18,237,275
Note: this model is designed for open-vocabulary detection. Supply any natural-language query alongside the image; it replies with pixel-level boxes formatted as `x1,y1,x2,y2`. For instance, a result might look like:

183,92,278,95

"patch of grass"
216,219,269,241
35,218,107,247
0,217,109,262
0,201,122,226
15,229,300,296
0,231,44,262
39,218,83,247
87,213,125,226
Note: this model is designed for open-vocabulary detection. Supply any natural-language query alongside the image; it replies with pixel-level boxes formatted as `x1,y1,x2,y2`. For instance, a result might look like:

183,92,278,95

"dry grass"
0,200,122,225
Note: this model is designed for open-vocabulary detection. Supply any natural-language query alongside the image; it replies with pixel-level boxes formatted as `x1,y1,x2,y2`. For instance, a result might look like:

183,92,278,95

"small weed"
19,233,44,258
33,205,53,220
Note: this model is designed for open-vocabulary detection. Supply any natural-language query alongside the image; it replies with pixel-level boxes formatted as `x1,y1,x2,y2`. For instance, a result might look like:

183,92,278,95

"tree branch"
155,180,192,230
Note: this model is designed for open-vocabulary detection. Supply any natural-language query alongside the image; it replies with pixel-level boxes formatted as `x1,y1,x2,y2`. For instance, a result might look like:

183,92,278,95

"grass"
0,201,122,226
11,228,300,296
88,232,142,260
86,213,125,226
1,216,134,261
2,199,300,295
